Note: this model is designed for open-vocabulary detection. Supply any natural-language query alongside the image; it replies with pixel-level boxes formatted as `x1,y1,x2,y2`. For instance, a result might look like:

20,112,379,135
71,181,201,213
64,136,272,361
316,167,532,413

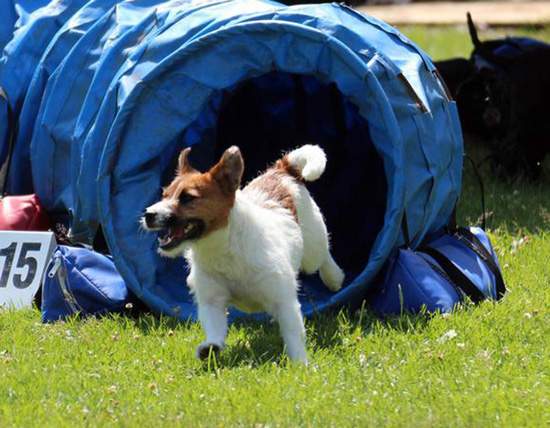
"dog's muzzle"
157,219,205,250
141,209,174,231
141,207,205,250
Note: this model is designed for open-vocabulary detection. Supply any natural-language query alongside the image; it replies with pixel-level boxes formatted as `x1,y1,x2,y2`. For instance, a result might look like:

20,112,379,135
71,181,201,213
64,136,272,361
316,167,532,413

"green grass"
404,24,550,60
1,26,550,427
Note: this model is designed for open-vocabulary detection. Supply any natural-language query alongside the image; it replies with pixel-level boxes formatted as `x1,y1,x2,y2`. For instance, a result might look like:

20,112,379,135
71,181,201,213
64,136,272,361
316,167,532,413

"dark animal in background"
433,58,476,101
435,13,550,181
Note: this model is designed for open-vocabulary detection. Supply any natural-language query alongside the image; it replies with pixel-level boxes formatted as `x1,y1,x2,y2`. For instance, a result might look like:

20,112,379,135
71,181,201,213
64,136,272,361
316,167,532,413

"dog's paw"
326,272,344,292
320,261,345,292
196,342,224,360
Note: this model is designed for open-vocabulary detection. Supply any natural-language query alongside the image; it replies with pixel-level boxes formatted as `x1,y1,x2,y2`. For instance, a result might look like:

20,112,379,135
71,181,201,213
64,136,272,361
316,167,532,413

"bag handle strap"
455,227,506,299
0,87,16,196
465,154,487,230
448,154,487,232
417,246,486,303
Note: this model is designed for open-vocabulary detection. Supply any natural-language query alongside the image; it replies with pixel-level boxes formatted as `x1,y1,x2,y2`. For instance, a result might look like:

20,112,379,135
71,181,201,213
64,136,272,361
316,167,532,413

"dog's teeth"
158,233,172,246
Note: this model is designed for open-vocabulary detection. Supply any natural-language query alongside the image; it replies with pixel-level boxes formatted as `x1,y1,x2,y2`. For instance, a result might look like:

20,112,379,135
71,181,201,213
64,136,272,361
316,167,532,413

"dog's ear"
210,146,244,194
467,12,481,49
178,147,196,174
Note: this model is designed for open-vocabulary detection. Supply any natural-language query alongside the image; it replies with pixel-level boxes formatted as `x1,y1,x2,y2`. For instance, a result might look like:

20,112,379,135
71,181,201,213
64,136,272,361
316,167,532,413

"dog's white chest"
200,259,273,313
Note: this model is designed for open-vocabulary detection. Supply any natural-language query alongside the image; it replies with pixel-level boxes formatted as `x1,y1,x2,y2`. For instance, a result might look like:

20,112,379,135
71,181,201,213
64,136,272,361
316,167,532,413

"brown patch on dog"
162,147,244,237
244,158,303,220
274,155,305,183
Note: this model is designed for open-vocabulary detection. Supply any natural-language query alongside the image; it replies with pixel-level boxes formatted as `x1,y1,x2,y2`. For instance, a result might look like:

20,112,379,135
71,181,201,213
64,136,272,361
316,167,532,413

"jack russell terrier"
142,145,344,363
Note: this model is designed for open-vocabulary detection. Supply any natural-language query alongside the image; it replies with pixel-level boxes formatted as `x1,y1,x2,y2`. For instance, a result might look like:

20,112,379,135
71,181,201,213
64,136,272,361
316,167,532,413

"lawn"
1,25,549,427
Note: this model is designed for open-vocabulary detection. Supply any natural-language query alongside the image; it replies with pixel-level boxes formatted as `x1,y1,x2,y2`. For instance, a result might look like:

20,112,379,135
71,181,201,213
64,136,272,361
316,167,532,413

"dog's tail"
280,145,327,182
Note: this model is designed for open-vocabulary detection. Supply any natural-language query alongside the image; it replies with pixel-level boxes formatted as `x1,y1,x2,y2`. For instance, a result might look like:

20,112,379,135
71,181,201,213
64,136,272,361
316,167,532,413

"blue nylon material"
0,0,44,54
1,1,463,320
29,0,185,215
77,0,279,237
19,0,124,202
41,245,133,322
0,0,91,194
370,227,501,314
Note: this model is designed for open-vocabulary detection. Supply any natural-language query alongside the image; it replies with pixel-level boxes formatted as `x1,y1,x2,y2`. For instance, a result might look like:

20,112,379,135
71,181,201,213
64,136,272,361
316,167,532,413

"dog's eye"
179,192,196,204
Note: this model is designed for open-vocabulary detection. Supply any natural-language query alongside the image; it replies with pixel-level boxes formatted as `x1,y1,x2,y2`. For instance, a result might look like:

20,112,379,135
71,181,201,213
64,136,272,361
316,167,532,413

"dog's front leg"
189,271,229,360
196,299,228,360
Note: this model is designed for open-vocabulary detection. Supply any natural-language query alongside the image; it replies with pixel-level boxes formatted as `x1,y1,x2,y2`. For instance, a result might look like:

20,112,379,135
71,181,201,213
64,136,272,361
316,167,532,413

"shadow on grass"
207,306,437,369
100,301,470,370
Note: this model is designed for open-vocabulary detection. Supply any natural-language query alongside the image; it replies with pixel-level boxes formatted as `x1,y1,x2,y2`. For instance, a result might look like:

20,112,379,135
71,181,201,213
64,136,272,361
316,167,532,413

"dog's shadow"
215,307,434,368
113,306,434,369
217,318,288,367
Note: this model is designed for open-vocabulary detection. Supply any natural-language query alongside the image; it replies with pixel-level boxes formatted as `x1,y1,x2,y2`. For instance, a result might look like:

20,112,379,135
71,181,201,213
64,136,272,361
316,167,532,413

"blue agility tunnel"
0,0,463,320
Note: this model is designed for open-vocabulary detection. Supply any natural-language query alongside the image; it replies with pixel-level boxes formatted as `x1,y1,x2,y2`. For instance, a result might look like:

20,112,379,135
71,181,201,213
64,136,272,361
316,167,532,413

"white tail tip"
286,145,327,182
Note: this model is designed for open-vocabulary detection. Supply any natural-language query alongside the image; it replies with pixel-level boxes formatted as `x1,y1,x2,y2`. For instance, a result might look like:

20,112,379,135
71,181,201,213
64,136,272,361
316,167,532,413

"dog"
141,145,344,363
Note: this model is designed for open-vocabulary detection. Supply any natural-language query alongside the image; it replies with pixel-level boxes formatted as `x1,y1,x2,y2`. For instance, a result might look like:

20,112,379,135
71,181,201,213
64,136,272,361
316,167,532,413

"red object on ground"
0,194,50,231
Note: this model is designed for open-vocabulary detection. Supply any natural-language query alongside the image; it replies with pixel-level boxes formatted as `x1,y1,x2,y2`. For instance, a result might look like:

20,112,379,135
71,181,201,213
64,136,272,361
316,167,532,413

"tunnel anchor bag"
41,245,137,322
369,226,506,314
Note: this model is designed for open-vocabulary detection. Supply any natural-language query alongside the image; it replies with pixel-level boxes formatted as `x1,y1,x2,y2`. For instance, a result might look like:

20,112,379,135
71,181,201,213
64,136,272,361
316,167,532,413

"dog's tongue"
159,223,194,244
171,225,186,239
174,222,195,238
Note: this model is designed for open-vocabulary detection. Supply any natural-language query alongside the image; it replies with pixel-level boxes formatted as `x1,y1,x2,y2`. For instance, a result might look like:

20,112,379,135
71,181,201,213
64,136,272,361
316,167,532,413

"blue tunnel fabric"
0,0,44,55
0,0,92,194
29,0,186,215
0,0,463,321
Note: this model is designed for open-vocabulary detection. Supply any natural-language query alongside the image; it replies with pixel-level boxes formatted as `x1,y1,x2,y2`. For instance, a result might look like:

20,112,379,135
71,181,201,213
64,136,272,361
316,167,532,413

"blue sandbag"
369,227,505,314
42,245,137,322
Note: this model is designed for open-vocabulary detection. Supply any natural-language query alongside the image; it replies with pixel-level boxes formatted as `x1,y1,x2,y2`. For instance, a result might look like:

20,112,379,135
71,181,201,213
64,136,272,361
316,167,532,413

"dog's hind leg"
319,253,344,292
270,298,308,363
295,186,329,274
264,276,308,363
294,186,344,291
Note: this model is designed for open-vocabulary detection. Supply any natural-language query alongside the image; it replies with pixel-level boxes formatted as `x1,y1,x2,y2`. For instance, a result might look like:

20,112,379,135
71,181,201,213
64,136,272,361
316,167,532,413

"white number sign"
0,231,57,309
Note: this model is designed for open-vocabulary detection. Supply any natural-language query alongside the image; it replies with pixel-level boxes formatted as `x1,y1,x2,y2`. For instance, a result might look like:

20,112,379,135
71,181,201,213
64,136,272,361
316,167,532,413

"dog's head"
141,146,244,257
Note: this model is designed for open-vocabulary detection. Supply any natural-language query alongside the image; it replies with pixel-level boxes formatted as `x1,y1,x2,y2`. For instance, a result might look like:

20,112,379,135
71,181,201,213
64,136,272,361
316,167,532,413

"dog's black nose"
143,211,156,228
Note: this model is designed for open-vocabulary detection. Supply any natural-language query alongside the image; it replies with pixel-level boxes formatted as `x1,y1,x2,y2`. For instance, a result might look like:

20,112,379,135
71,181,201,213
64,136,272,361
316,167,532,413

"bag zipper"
49,256,81,314
48,257,62,278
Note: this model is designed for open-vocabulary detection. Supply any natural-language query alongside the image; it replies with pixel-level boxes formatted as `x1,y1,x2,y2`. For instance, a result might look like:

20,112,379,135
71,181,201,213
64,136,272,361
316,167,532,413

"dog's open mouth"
158,219,205,250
